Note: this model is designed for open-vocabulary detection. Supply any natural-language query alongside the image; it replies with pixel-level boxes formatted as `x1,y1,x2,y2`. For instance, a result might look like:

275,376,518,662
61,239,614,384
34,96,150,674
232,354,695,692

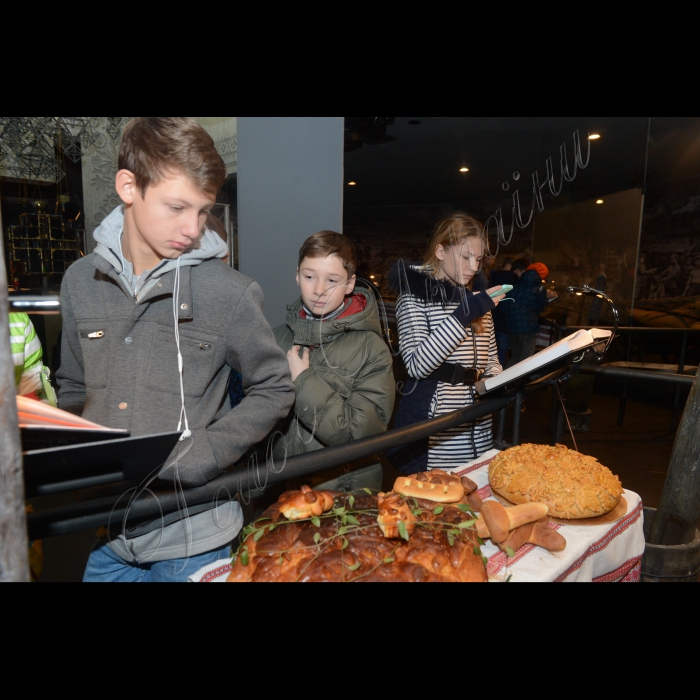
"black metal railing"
27,395,515,541
24,323,700,542
549,325,699,428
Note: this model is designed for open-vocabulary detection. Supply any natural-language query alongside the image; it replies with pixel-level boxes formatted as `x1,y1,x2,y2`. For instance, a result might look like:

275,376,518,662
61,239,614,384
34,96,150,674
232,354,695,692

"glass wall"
343,117,700,334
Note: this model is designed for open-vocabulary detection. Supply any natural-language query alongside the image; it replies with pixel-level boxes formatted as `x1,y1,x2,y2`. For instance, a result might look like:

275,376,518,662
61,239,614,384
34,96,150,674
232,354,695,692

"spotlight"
588,134,601,140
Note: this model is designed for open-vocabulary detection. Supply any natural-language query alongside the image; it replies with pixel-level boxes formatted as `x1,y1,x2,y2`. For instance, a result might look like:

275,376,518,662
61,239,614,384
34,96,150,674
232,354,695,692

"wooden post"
649,369,700,546
0,190,30,582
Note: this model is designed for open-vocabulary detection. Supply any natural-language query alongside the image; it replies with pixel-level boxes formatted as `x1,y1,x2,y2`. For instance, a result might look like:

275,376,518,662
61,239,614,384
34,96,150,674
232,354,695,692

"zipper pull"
80,331,105,340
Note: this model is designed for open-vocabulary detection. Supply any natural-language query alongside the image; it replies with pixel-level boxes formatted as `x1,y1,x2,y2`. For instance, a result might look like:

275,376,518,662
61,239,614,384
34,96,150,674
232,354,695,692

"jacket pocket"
145,328,219,398
77,323,109,389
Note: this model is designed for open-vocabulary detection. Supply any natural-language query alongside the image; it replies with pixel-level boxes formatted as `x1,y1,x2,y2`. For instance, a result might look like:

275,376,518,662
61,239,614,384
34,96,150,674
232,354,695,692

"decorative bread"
489,444,623,520
278,486,336,522
476,502,550,543
461,476,479,495
394,470,465,504
498,519,567,555
228,493,487,584
377,493,417,540
467,492,484,513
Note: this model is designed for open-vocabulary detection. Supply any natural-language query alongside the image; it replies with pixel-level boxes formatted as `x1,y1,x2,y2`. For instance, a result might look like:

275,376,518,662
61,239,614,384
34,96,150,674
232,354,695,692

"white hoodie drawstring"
174,256,192,441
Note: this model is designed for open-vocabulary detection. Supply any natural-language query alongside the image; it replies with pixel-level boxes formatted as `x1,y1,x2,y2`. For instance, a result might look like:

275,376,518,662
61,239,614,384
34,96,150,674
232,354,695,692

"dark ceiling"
343,117,700,210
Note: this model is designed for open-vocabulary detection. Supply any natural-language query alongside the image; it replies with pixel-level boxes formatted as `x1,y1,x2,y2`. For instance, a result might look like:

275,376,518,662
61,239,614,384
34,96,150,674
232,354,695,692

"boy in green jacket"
269,231,396,492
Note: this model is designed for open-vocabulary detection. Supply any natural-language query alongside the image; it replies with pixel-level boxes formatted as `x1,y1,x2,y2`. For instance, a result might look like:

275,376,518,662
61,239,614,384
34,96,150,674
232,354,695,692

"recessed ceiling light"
348,182,357,186
588,134,601,140
596,199,604,204
460,167,470,173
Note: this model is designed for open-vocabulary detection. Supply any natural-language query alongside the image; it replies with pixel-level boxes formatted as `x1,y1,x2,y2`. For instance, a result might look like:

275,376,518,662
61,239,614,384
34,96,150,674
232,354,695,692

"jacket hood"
389,261,489,299
284,287,385,347
520,269,543,288
93,206,229,290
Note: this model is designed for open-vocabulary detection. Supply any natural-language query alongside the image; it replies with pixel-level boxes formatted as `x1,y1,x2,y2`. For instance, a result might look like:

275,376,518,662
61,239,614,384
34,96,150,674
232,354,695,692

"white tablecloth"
191,449,646,583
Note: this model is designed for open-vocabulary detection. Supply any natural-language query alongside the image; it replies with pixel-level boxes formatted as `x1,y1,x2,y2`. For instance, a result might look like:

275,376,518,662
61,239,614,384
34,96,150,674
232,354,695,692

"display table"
190,450,645,583
447,450,645,583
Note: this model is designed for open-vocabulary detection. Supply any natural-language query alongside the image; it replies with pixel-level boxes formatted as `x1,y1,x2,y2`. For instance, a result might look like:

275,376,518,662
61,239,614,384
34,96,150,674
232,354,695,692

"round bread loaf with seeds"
489,444,623,520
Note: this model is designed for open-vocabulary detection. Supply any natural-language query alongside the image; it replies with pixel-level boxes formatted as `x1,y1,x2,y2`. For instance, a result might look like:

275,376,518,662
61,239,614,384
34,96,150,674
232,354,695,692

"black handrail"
27,395,514,540
580,366,696,387
548,323,699,428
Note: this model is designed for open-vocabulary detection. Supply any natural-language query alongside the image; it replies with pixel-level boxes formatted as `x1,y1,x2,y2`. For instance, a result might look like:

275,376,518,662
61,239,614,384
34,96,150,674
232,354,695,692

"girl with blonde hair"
388,213,506,474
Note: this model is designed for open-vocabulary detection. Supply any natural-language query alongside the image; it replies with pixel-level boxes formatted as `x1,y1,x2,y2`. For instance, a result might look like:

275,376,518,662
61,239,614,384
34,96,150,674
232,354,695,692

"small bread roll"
475,503,551,541
394,474,465,504
498,519,567,555
279,486,336,522
377,492,417,540
498,522,536,555
507,503,549,530
481,501,511,544
467,492,483,513
528,521,567,553
461,477,479,495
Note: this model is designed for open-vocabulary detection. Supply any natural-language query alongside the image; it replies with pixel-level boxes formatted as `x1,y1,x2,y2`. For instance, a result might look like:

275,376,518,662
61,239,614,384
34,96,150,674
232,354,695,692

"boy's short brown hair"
298,231,357,278
119,117,227,197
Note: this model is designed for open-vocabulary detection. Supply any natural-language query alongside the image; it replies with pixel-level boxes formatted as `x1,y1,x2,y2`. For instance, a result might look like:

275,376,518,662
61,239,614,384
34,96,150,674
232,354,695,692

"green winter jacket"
270,288,396,485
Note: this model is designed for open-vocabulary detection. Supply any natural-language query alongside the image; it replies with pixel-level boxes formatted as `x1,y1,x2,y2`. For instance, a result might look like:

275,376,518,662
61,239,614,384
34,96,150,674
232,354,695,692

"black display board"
23,432,181,499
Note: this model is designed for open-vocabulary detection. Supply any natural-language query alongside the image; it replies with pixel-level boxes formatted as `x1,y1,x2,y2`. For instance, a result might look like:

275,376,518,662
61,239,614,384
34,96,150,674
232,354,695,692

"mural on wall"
630,183,700,330
81,119,131,244
0,117,128,182
531,189,643,327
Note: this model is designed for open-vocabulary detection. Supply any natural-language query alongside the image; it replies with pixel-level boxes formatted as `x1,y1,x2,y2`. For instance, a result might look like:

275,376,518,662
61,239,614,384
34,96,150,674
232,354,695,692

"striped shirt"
396,280,502,469
9,313,56,405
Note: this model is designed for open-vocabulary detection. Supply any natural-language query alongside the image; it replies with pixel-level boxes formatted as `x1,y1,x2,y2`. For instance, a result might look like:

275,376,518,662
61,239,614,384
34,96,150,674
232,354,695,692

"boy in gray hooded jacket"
57,118,295,582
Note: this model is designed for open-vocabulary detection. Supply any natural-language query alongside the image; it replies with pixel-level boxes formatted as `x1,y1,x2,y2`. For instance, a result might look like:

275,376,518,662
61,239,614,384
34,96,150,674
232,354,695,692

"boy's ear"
347,275,357,295
116,170,138,205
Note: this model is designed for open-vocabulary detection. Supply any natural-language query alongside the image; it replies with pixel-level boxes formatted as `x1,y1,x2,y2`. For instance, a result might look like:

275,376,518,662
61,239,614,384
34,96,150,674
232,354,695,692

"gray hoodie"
93,206,230,301
57,206,295,563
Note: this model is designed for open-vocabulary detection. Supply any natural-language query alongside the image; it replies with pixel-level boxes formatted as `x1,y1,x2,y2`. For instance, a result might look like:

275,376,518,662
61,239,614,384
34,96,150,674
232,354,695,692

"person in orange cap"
504,261,556,368
527,262,550,281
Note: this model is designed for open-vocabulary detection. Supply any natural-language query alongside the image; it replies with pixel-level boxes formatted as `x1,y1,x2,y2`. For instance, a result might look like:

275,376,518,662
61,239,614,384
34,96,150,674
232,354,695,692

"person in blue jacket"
503,262,556,368
489,258,521,367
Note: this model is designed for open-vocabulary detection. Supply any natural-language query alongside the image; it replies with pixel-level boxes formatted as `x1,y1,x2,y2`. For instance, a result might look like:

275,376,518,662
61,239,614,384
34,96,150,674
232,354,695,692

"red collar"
299,294,368,320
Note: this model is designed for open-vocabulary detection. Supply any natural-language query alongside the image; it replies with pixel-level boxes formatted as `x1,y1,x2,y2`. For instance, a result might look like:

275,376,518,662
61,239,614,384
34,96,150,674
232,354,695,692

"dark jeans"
508,333,538,369
495,332,510,369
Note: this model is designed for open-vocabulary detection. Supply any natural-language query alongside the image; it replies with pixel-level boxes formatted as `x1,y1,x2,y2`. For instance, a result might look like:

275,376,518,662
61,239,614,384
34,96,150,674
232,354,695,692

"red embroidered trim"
593,557,643,583
200,564,232,583
477,485,492,499
554,503,644,583
621,563,642,583
456,456,498,477
487,522,563,577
